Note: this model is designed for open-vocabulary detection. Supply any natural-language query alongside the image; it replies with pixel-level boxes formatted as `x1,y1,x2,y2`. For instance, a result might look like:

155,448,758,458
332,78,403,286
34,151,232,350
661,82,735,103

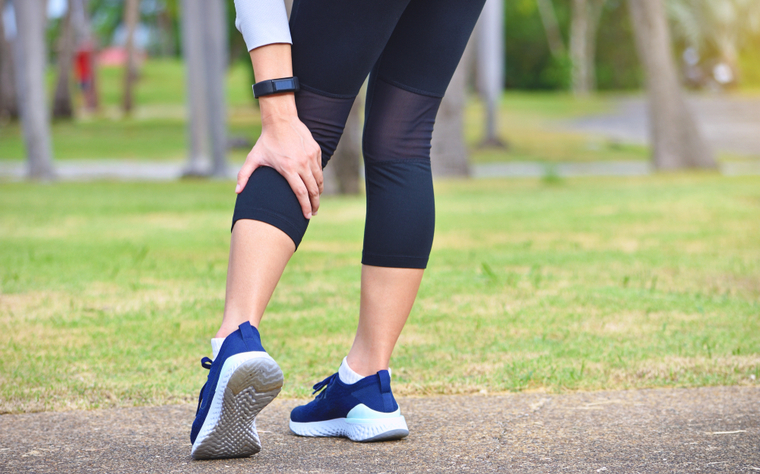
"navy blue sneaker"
289,370,409,442
190,322,283,460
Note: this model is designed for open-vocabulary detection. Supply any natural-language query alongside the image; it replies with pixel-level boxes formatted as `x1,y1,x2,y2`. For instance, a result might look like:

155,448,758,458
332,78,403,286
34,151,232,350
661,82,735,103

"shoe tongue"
378,370,391,394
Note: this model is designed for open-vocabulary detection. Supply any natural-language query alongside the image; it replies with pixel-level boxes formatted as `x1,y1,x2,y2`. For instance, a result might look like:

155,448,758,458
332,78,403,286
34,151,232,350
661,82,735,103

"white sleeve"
233,0,292,52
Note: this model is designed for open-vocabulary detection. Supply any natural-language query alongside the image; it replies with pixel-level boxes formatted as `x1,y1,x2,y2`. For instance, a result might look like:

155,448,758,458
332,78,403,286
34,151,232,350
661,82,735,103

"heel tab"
238,322,265,352
377,370,391,394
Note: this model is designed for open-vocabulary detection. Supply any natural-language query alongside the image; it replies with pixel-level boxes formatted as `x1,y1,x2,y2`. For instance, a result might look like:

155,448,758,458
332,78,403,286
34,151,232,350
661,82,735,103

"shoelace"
194,357,213,415
311,373,338,399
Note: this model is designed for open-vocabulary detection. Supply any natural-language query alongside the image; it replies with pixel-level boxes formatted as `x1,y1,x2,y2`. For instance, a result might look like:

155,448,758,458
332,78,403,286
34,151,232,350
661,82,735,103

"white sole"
289,415,409,442
191,352,283,460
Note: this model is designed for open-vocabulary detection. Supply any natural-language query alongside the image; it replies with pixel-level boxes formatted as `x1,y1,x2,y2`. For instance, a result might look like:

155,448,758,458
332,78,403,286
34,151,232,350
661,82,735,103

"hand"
235,99,323,219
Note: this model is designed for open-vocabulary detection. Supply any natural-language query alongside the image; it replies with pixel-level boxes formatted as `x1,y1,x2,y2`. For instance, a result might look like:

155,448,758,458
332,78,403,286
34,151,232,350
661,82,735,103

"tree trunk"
181,0,210,175
570,0,590,95
627,0,715,169
52,4,75,119
325,96,362,195
585,0,605,91
536,0,566,58
0,0,18,120
202,0,228,178
476,0,506,147
431,41,473,177
180,0,228,177
12,0,55,179
122,0,139,114
571,0,606,95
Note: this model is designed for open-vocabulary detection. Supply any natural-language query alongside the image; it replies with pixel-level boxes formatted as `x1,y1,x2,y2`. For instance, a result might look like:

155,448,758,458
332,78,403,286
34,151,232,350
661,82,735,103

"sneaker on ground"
190,322,283,460
289,369,409,442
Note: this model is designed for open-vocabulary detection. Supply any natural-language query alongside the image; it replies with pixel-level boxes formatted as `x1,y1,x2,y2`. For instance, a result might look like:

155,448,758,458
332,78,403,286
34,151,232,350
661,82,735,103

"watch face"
273,78,296,92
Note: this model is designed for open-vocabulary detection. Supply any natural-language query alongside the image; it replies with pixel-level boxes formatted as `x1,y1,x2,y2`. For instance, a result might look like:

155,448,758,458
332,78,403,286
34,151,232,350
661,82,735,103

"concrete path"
1,386,758,473
568,95,760,158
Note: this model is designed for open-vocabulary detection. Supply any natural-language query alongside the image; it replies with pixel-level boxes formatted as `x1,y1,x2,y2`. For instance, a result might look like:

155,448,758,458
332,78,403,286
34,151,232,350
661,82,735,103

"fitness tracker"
252,77,300,98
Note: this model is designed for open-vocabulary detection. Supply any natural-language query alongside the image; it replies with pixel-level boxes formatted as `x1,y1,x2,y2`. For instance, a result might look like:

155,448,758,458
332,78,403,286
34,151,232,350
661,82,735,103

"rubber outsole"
191,354,283,460
289,416,409,442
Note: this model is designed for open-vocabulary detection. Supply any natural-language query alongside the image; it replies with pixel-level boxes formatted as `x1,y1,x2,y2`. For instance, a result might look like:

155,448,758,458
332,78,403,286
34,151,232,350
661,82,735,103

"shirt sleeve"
233,0,292,52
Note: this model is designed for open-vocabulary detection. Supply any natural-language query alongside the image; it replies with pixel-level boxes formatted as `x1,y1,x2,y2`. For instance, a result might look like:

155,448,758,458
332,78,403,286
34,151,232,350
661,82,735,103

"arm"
232,0,322,218
235,44,323,219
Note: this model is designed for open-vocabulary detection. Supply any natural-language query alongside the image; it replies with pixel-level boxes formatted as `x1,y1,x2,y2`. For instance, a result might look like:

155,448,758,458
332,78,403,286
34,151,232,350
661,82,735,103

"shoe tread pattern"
192,357,283,460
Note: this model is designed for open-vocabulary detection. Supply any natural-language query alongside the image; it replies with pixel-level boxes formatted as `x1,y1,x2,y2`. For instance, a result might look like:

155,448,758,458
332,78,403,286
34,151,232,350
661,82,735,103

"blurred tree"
431,41,474,177
536,0,566,58
122,0,139,113
0,0,18,120
595,0,642,90
667,0,760,85
180,0,228,178
12,0,55,178
570,0,605,95
628,0,715,169
52,4,75,119
477,0,507,147
324,97,362,195
505,0,570,89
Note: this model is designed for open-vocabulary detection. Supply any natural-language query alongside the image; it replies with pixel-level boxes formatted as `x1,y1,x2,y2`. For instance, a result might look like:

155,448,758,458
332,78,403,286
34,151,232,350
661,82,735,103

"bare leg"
216,219,295,338
346,265,424,376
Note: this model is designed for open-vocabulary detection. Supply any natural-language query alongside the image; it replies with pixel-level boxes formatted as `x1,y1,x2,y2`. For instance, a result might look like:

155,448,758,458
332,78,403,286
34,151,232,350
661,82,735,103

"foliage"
595,0,644,90
505,0,642,90
667,0,760,86
1,175,758,412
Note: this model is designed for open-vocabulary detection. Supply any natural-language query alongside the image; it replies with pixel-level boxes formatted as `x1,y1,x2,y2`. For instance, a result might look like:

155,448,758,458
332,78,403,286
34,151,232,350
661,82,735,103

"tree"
536,0,566,58
12,0,55,179
324,97,362,194
122,0,139,114
430,41,474,177
627,0,715,169
0,0,18,120
180,0,228,177
476,0,506,147
570,0,605,95
52,4,75,119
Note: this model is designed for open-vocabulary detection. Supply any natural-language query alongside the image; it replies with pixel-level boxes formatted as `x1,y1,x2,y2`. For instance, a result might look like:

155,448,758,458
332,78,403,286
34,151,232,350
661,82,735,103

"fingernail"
235,184,241,193
306,213,312,219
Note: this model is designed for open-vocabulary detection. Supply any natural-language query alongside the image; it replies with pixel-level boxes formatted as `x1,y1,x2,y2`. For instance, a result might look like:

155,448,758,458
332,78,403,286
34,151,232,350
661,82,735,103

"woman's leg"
346,266,424,375
345,0,487,376
220,0,413,336
215,220,295,338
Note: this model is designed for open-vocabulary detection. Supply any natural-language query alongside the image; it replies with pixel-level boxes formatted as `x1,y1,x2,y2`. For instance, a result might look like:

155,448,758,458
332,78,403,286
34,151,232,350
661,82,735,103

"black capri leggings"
232,0,486,269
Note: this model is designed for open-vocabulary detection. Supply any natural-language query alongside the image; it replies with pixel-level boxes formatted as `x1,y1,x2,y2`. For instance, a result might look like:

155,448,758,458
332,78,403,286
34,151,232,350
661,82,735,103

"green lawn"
1,175,758,413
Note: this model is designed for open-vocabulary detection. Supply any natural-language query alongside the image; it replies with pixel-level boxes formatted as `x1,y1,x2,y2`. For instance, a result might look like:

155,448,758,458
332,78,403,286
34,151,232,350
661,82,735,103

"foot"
190,322,283,460
289,370,409,442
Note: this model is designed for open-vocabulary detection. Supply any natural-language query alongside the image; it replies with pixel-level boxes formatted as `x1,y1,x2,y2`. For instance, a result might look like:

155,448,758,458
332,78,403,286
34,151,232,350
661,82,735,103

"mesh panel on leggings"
295,88,356,168
362,77,441,163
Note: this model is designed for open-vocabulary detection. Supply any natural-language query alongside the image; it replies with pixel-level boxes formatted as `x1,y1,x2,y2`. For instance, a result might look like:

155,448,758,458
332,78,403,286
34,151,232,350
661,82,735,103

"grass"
1,174,759,413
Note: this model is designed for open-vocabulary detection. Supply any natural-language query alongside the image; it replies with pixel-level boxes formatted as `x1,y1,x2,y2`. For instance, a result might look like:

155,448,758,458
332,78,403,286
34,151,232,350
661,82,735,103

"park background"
0,0,759,414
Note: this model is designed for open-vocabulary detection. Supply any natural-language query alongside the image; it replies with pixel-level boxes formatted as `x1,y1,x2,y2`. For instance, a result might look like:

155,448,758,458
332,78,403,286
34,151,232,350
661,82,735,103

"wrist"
259,93,299,125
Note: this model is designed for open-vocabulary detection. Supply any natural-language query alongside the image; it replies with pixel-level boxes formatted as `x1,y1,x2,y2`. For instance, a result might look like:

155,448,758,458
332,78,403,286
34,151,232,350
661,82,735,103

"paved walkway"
567,95,760,158
1,386,757,473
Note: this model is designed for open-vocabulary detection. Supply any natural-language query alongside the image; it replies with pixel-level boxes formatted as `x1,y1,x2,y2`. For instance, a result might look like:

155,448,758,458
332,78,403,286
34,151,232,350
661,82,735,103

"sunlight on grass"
0,175,758,413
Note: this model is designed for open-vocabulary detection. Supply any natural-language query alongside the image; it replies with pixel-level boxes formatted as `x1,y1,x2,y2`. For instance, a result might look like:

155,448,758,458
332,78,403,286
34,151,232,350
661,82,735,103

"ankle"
345,353,389,378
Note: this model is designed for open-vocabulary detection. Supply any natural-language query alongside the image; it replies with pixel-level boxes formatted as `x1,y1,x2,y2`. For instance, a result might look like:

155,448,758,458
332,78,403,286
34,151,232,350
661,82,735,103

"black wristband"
252,77,300,98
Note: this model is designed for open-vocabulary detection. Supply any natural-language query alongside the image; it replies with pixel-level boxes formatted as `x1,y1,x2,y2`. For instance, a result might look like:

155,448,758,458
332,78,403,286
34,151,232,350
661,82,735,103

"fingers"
282,170,314,219
235,155,260,194
311,147,324,199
